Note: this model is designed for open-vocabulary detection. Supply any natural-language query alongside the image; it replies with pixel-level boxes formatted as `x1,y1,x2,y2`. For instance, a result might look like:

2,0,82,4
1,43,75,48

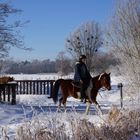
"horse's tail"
52,79,64,104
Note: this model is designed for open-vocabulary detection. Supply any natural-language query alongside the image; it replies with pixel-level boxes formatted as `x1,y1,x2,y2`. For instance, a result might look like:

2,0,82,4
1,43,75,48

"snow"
0,73,132,139
6,73,73,80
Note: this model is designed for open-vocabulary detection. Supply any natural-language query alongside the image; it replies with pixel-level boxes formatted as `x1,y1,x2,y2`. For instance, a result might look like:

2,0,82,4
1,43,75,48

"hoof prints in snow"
20,105,109,119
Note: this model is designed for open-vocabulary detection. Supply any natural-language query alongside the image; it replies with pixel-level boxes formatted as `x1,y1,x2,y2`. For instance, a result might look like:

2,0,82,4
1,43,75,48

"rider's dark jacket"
74,61,91,83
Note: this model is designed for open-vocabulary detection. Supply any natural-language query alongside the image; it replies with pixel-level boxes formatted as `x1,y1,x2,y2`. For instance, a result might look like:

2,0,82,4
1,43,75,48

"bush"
15,107,140,140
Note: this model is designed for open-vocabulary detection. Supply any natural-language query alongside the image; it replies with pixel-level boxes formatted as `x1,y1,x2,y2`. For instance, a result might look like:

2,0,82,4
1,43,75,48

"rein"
71,82,81,96
71,82,81,88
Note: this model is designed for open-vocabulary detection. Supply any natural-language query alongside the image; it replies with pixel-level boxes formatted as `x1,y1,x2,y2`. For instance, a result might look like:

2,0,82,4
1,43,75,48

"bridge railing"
15,80,55,96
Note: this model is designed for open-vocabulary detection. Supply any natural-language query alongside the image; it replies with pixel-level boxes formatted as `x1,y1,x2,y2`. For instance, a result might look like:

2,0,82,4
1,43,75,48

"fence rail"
16,80,55,95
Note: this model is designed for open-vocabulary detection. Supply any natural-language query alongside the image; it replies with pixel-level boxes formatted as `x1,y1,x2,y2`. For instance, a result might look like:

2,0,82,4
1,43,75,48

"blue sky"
8,0,114,61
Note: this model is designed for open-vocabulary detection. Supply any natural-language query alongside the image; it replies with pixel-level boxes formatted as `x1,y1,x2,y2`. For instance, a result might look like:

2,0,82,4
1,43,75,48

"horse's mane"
92,73,109,85
92,74,101,81
92,72,108,80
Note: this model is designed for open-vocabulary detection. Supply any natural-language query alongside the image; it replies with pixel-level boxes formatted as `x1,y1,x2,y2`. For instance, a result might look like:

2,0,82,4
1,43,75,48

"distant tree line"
0,51,118,74
0,59,56,74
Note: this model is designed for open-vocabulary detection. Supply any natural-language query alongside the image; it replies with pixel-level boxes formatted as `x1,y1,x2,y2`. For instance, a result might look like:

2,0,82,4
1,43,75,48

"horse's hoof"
48,96,52,99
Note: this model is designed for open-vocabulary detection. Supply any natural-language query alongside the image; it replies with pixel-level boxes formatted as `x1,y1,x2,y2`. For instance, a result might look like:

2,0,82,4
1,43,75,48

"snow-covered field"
0,73,134,139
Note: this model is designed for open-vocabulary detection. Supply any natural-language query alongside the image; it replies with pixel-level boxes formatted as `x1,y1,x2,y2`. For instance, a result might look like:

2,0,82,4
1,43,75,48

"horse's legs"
56,97,67,112
85,102,91,115
94,100,102,115
62,97,67,112
59,97,63,107
56,97,63,112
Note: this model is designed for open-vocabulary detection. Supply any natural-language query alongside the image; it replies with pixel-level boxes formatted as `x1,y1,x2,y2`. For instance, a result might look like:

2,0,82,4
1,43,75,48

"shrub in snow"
14,107,140,140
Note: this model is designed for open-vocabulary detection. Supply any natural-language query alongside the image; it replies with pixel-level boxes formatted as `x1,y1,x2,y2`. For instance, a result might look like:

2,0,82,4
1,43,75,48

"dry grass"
12,106,140,140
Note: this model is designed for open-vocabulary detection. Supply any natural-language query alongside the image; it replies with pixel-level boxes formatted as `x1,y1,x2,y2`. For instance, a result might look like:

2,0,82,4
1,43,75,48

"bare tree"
0,2,31,59
55,51,72,75
106,0,140,91
65,21,103,71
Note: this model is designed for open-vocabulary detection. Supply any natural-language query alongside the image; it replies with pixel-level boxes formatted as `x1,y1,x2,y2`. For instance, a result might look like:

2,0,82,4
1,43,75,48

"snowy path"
0,100,113,139
0,103,110,126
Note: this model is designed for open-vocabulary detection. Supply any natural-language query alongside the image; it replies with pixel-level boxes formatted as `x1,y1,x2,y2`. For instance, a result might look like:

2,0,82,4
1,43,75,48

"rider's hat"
79,54,87,60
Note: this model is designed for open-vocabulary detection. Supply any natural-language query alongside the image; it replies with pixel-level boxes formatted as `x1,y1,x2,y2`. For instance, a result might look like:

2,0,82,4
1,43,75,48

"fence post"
11,83,18,105
118,83,123,108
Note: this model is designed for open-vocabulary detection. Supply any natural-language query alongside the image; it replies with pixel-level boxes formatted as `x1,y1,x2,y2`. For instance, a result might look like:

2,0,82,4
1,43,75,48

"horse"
52,72,111,115
0,76,14,84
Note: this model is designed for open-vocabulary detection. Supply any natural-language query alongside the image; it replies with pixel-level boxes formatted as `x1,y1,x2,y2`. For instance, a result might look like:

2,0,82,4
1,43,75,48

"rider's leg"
81,79,91,99
80,83,87,99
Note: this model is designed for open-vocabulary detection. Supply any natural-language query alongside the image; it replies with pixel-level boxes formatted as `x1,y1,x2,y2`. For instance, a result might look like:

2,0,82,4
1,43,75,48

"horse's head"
8,76,14,82
98,72,111,90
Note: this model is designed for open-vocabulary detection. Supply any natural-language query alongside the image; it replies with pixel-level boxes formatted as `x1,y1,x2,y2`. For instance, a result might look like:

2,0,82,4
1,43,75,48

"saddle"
71,81,88,103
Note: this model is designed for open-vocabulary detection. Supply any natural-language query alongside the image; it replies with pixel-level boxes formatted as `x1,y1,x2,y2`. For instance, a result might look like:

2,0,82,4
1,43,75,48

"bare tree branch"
0,2,31,59
65,21,103,71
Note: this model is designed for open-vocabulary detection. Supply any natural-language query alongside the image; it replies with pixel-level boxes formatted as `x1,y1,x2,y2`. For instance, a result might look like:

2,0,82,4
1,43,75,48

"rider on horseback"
74,54,92,100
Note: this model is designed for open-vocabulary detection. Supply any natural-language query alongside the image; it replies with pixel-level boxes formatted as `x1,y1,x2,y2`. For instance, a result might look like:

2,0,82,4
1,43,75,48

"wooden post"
50,81,54,97
43,81,46,94
118,83,123,108
47,81,49,95
3,87,5,102
11,83,18,105
0,82,17,104
7,86,10,102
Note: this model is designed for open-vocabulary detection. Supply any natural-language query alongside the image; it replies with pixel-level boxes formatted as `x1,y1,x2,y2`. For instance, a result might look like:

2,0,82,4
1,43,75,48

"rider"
74,54,92,100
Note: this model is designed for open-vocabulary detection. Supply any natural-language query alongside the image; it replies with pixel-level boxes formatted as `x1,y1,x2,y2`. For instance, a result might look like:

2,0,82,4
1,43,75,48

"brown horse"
52,72,111,115
0,76,14,84
0,76,14,101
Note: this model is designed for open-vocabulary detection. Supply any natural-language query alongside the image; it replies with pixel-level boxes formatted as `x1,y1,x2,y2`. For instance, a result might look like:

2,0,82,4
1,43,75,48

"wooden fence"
0,80,55,105
0,82,18,105
16,80,55,96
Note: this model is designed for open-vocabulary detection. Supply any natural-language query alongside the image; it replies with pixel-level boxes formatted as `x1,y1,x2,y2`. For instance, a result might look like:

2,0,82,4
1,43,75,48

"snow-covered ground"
6,73,74,80
0,73,133,139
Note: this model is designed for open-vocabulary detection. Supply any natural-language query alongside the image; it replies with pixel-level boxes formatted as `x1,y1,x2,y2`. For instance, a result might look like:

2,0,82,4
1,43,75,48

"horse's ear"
10,77,14,81
108,72,111,75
